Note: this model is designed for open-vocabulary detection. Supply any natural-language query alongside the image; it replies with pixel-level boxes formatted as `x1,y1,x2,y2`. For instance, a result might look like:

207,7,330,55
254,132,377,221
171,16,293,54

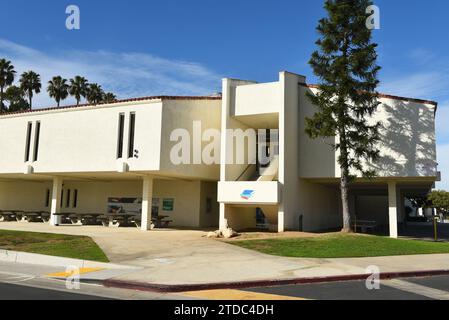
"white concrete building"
0,71,439,238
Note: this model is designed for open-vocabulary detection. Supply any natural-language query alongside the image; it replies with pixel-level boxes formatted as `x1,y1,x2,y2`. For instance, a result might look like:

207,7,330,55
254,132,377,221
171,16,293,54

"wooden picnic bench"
132,215,173,229
353,219,378,233
20,211,51,223
68,213,104,225
0,210,23,222
97,213,138,228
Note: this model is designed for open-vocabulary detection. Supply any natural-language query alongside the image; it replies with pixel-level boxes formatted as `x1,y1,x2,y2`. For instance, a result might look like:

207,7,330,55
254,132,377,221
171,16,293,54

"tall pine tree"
306,0,382,232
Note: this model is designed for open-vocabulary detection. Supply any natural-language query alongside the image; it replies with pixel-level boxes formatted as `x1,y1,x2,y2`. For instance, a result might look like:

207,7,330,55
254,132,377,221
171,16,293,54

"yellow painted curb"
47,268,104,278
181,289,306,300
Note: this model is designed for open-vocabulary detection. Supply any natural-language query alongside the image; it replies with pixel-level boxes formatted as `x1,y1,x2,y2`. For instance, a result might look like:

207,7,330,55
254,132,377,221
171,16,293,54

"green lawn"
0,230,109,262
231,234,449,258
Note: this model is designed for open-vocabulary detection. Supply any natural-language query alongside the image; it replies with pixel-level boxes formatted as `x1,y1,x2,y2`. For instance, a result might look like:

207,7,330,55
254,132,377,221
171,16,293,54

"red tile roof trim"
0,84,439,118
301,83,438,107
0,96,222,117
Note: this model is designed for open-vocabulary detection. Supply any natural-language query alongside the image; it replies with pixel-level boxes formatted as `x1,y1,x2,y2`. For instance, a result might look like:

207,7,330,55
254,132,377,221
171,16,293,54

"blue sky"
1,0,448,189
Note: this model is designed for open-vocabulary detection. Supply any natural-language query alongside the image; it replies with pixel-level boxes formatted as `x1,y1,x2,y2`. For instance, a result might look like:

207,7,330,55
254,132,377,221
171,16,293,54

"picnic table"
51,212,106,225
0,210,23,222
132,215,173,229
97,213,138,228
7,211,50,223
68,213,104,225
353,219,378,233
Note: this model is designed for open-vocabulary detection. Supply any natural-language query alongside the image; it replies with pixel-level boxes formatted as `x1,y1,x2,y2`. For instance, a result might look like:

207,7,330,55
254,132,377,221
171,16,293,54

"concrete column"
388,181,398,238
219,203,227,231
278,210,285,233
141,176,154,231
50,177,63,226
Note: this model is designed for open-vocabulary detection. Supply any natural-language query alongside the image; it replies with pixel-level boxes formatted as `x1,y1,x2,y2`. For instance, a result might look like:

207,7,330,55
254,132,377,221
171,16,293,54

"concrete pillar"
141,176,154,231
278,210,285,233
50,177,63,226
219,203,227,231
388,181,398,238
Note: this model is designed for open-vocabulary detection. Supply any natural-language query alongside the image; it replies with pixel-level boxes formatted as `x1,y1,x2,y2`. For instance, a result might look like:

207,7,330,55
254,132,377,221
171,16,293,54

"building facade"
0,71,439,238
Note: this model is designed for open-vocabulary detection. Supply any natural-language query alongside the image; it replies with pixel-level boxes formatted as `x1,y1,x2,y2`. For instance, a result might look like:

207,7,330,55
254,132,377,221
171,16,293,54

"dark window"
206,198,212,214
73,189,78,208
60,190,64,208
45,189,50,207
117,113,125,158
128,112,136,158
24,122,32,162
33,121,41,162
66,189,71,208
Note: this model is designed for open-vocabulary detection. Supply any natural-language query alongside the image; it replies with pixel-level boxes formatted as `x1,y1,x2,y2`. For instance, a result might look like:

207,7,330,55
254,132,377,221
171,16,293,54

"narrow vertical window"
33,121,41,162
45,189,50,207
66,189,71,208
128,112,136,158
60,190,64,208
117,113,125,158
73,189,78,208
24,122,32,162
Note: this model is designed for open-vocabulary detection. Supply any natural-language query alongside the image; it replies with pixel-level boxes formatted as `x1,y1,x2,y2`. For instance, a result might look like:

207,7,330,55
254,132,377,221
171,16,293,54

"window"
66,189,71,208
60,190,64,208
33,121,41,162
128,112,136,158
117,113,125,158
24,122,32,162
73,189,78,208
45,189,50,207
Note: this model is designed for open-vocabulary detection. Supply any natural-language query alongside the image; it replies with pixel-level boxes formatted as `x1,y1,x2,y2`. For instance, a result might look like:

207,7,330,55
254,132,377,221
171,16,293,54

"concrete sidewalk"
1,223,449,291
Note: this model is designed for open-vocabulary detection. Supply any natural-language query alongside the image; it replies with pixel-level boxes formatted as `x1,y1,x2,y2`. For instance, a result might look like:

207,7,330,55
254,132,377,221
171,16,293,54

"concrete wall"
0,101,163,174
159,99,222,180
279,72,305,231
0,180,52,212
297,180,341,232
220,79,257,182
225,205,257,231
234,82,281,116
298,86,437,179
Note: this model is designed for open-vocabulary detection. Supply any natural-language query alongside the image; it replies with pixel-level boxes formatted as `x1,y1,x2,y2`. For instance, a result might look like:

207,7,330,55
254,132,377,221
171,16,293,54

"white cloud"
436,144,449,191
0,38,222,108
380,71,448,101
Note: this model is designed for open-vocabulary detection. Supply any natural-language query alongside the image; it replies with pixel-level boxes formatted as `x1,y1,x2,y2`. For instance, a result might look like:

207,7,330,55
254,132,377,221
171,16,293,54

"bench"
67,213,104,226
132,216,173,229
21,211,51,223
353,220,378,233
0,210,23,222
97,214,138,228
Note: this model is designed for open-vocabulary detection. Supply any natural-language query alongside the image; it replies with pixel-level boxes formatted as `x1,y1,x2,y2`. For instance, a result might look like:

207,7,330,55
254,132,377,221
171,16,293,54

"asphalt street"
2,260,449,300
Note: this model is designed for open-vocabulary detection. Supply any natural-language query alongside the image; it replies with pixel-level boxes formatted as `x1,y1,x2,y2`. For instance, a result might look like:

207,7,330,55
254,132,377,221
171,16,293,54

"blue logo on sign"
240,190,255,200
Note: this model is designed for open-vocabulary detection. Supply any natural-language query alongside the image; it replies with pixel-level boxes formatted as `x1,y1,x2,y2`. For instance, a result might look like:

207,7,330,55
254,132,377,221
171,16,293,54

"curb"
0,249,138,270
103,269,449,293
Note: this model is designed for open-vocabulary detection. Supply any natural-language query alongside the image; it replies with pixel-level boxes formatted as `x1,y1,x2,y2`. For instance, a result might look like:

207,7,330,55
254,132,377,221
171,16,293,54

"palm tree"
0,59,16,112
86,83,104,105
69,76,88,106
19,71,41,109
47,76,69,107
102,92,117,104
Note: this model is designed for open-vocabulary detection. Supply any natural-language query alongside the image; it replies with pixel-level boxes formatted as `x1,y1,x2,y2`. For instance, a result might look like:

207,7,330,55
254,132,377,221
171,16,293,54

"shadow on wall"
368,101,437,177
